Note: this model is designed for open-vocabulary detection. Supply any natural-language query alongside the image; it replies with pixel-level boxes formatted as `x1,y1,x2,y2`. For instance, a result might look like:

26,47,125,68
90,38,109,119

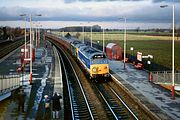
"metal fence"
0,74,20,93
151,71,180,85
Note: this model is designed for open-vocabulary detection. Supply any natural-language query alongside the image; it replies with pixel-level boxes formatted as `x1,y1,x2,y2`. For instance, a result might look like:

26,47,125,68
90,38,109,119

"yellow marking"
90,64,109,76
76,48,78,57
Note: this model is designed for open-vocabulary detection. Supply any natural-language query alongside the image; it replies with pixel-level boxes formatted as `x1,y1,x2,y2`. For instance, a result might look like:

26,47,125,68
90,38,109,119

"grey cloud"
64,0,145,3
0,5,180,23
152,0,180,3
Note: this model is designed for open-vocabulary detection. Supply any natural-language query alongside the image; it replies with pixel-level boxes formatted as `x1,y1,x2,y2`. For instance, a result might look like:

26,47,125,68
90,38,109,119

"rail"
0,38,24,59
96,83,138,120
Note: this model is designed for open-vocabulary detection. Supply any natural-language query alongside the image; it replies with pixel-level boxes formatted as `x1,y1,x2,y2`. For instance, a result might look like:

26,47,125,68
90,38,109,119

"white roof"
106,43,116,48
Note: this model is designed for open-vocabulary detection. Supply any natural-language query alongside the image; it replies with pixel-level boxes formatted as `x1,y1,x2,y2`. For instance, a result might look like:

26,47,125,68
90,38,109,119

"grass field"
53,31,180,70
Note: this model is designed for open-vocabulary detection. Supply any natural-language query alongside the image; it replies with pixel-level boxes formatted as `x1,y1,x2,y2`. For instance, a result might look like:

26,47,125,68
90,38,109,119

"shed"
106,43,122,60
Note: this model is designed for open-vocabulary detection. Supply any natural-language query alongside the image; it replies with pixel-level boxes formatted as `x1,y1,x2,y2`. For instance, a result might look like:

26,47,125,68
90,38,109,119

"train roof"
60,36,106,59
71,40,81,45
70,39,87,49
79,45,104,59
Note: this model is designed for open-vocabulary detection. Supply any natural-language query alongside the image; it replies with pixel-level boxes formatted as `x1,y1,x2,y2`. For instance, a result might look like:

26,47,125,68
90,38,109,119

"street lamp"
91,25,92,47
147,60,151,82
20,14,27,58
38,24,42,48
32,22,38,48
119,17,127,70
80,23,85,43
160,4,175,100
147,55,153,82
20,14,28,87
29,14,33,85
63,30,64,37
87,22,93,47
97,40,99,44
130,47,134,56
29,14,41,85
103,28,105,53
35,22,41,48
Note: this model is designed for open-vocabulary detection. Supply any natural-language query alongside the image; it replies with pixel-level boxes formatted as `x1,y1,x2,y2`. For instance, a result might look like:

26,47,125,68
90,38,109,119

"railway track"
96,82,138,120
55,45,95,120
48,37,156,120
0,38,25,59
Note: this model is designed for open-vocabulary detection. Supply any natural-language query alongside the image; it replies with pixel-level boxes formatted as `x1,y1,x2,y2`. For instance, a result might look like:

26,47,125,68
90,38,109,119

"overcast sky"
0,0,180,28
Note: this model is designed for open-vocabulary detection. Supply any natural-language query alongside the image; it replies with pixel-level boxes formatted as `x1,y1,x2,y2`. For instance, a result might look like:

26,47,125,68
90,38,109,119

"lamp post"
38,24,42,48
36,15,42,48
91,25,92,47
130,47,134,64
97,40,100,45
38,25,40,47
147,60,151,81
34,22,38,48
80,23,85,43
29,14,41,85
119,17,127,70
20,14,27,58
160,4,175,100
87,22,93,47
62,30,64,37
130,47,134,56
147,55,153,82
20,14,27,86
103,28,105,53
29,14,33,85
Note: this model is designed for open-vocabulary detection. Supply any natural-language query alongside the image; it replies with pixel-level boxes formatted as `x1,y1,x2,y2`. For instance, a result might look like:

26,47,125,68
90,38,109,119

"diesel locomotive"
46,33,110,80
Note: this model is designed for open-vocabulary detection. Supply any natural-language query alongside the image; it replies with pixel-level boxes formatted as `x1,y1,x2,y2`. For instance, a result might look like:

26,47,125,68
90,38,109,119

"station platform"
0,41,63,119
109,60,180,120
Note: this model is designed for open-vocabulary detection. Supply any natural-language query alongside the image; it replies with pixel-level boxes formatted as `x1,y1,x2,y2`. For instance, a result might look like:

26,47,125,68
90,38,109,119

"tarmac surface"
109,60,180,120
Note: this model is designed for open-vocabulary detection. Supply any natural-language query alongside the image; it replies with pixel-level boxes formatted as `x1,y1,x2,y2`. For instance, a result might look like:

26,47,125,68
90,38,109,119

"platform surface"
109,60,180,120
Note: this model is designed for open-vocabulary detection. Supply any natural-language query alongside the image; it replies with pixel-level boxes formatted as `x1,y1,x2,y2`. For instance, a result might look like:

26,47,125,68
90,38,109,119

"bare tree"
75,32,80,39
136,27,140,32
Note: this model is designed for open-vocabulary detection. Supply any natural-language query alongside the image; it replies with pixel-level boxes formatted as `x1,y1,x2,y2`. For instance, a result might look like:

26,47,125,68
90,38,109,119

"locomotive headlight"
92,67,97,72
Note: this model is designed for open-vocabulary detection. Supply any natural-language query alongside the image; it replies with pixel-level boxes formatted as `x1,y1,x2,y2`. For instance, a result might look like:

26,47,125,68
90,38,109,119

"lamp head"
160,5,168,8
20,14,26,16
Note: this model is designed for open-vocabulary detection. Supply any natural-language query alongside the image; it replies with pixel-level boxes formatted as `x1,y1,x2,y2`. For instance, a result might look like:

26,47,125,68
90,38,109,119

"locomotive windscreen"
91,54,108,64
92,54,106,59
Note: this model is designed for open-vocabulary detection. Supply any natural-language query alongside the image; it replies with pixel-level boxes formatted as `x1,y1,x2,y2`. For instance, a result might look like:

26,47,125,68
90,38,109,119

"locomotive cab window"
91,55,108,64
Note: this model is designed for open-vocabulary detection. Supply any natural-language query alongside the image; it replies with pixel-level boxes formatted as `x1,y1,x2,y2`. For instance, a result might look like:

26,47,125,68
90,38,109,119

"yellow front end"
90,64,109,78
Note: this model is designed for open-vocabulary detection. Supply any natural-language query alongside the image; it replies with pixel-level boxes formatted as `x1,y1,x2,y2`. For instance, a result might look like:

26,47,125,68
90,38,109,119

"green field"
53,31,180,70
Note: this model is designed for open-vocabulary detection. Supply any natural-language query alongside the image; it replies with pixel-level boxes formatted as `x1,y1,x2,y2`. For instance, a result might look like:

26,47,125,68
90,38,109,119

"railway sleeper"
75,116,91,120
74,113,91,117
